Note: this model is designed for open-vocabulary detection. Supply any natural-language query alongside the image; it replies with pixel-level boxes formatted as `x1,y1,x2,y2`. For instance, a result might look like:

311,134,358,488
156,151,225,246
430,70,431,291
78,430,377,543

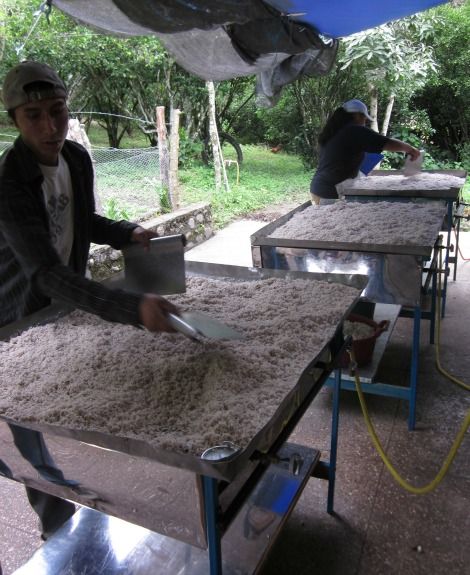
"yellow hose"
350,353,470,494
435,247,470,391
348,246,470,493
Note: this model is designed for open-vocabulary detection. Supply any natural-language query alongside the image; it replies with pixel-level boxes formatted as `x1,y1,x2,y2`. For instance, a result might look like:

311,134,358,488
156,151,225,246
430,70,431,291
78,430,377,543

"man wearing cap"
0,61,178,539
310,98,420,204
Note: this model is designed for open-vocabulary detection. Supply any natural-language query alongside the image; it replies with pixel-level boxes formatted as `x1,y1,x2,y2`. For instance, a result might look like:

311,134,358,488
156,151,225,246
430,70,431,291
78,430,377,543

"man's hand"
131,226,158,250
139,294,178,332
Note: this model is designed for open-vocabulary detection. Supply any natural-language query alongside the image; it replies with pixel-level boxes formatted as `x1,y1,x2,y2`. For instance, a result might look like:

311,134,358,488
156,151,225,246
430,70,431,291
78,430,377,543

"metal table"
250,202,447,430
341,169,467,309
1,262,367,575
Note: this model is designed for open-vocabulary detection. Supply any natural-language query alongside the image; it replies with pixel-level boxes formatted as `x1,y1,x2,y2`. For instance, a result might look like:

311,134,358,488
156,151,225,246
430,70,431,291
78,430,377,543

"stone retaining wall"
89,202,212,281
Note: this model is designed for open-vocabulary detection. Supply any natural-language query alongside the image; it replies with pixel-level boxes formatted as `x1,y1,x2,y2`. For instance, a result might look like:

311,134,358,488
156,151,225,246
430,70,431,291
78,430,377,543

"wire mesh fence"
91,146,161,221
0,137,15,153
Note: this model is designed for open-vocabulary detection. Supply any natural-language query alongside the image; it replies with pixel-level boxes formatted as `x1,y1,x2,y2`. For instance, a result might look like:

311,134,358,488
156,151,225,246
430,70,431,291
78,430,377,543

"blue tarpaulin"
266,0,449,38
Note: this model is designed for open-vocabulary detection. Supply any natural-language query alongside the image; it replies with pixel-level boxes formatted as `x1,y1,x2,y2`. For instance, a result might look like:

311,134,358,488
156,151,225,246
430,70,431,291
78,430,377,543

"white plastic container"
403,149,425,176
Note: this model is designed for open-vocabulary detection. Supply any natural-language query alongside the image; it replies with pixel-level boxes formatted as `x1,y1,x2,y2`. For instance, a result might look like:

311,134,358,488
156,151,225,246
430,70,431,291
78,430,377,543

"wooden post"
169,107,181,209
156,106,170,206
206,80,230,193
67,118,103,214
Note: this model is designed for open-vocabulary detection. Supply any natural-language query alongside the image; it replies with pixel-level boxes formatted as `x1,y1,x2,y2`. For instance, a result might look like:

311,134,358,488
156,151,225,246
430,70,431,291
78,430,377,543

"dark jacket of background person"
310,102,419,201
0,136,142,327
311,123,389,199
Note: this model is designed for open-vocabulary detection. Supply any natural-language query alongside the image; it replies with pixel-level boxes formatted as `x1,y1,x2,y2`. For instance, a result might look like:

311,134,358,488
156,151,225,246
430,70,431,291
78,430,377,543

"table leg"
203,476,223,575
408,306,421,431
327,368,341,514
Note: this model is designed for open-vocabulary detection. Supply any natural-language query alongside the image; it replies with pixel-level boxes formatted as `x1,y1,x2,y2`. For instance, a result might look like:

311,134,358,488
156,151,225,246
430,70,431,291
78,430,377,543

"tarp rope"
16,1,52,58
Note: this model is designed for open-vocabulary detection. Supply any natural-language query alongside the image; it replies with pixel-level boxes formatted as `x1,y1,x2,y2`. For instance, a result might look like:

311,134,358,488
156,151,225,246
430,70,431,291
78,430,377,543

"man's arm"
91,216,158,250
91,213,138,249
0,183,174,331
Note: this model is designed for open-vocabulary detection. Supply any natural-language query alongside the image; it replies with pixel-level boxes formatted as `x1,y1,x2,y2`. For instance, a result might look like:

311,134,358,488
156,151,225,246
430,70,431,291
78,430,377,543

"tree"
413,0,470,162
253,54,365,168
0,0,204,147
339,14,438,136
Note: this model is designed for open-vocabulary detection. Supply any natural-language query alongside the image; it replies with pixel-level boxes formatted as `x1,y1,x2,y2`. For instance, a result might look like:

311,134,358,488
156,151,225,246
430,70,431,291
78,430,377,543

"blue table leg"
442,201,452,317
408,306,421,431
327,368,341,514
202,476,223,575
430,260,437,345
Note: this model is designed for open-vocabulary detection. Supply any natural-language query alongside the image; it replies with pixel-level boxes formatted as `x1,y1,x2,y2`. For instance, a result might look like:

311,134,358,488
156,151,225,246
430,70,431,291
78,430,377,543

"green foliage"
379,126,424,169
389,106,435,144
412,0,470,156
254,87,302,149
340,13,439,99
2,0,468,181
0,0,208,148
389,126,423,149
85,121,148,149
104,198,130,221
177,128,203,168
283,57,365,168
158,186,172,214
456,142,470,173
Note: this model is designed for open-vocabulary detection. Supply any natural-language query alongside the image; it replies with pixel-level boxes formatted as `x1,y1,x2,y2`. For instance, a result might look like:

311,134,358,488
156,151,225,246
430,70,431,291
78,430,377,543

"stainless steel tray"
342,169,467,199
250,202,446,306
0,262,367,547
250,201,445,257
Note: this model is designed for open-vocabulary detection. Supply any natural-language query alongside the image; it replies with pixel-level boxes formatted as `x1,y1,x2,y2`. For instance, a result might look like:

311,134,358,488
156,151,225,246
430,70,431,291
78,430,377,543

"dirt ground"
241,200,305,223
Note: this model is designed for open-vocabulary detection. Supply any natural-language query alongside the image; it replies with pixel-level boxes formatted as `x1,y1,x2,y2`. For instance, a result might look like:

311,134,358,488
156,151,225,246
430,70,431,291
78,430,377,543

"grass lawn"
179,145,312,228
90,143,312,227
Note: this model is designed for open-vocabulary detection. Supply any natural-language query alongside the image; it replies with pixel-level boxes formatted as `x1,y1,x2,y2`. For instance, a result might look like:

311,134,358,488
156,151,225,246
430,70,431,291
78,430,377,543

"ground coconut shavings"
268,201,445,245
347,172,466,191
0,276,361,456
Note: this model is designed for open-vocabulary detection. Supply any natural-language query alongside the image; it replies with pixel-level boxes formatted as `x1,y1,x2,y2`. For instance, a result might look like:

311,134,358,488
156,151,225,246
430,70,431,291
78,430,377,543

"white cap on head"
342,99,373,121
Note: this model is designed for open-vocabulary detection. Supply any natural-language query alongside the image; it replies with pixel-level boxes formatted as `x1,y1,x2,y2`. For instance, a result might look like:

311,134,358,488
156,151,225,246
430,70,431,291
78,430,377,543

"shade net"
53,0,448,105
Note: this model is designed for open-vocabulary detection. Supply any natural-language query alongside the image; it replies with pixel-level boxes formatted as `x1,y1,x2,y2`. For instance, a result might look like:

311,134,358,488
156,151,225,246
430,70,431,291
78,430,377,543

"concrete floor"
1,223,469,575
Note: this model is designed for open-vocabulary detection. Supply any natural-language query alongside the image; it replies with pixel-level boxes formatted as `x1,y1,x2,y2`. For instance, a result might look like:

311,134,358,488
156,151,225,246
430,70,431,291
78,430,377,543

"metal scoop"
123,234,243,341
123,234,186,295
168,311,244,341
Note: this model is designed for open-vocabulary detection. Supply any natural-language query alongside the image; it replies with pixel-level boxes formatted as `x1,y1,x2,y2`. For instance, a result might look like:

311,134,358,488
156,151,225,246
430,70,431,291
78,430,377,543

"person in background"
0,61,178,539
311,99,421,205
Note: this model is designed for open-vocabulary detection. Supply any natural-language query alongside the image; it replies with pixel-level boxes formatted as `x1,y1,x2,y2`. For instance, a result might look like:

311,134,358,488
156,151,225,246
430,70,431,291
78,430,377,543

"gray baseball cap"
2,61,67,111
342,99,373,121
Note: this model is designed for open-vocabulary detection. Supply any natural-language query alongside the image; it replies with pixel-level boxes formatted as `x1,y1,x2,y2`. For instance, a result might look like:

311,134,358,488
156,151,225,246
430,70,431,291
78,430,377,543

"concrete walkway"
185,219,264,266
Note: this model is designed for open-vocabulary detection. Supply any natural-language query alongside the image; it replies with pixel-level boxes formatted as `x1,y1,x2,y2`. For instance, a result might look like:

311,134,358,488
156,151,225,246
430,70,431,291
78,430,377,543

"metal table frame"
10,358,345,575
250,202,446,431
326,303,423,431
341,168,467,316
198,365,345,575
3,263,366,575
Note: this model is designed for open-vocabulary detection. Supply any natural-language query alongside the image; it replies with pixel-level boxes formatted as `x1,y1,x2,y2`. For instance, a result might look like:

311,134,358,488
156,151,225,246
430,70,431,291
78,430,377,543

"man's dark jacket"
0,137,141,327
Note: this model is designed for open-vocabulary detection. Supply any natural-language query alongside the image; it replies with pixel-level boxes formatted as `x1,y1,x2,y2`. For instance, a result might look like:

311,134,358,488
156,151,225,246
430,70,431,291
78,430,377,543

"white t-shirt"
39,154,74,265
